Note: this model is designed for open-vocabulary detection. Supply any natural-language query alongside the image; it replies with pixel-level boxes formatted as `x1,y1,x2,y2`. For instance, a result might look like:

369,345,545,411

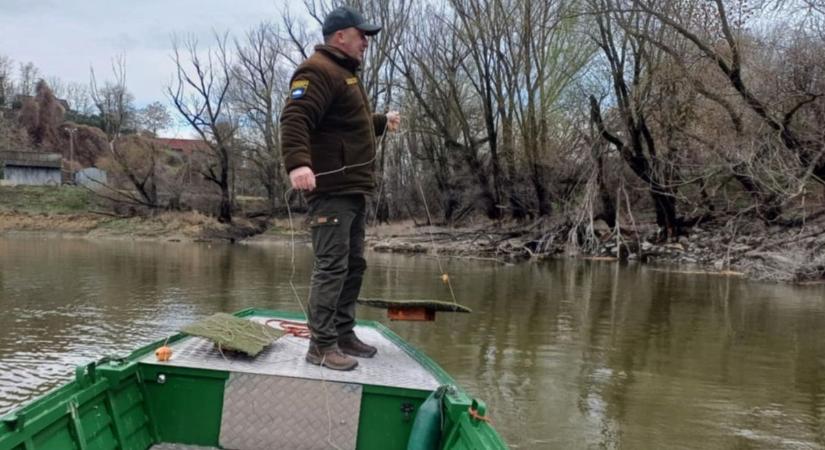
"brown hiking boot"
338,333,377,358
306,343,358,371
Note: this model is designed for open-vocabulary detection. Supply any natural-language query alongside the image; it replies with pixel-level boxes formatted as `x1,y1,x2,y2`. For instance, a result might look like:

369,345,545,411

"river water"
1,235,824,449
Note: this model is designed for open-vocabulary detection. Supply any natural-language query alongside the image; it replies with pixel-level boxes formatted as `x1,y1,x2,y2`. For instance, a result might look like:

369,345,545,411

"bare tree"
232,22,290,215
632,0,825,184
17,62,39,97
281,10,313,65
138,101,173,137
610,3,783,221
393,5,499,220
90,57,136,140
0,55,14,108
448,0,512,218
45,76,66,99
88,58,162,209
168,34,237,223
509,0,595,217
587,0,686,239
95,134,162,208
64,82,94,116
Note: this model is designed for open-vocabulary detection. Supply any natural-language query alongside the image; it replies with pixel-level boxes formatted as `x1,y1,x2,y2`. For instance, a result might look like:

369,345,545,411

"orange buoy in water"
155,345,173,362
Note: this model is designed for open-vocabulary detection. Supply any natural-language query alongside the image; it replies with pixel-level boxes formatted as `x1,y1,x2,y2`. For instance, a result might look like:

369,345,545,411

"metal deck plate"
220,373,361,450
140,317,439,391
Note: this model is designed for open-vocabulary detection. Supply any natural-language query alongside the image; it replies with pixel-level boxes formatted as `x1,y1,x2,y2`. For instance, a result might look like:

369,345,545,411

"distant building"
0,151,62,186
154,138,210,155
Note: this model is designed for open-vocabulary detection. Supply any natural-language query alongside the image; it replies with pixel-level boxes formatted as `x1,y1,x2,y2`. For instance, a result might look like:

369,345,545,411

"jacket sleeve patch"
290,80,309,99
345,77,358,85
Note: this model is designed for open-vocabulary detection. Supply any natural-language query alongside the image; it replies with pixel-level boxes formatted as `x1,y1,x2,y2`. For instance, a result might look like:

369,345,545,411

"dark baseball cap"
322,6,382,36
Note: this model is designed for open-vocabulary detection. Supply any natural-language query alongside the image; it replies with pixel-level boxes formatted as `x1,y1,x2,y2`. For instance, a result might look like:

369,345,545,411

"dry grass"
0,208,233,242
0,211,103,232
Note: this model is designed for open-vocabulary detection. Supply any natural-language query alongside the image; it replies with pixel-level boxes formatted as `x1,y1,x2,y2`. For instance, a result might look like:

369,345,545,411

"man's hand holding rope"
289,166,316,191
386,110,401,132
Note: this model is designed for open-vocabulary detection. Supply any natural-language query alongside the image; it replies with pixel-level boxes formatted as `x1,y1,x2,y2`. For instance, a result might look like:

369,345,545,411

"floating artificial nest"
181,313,284,357
357,298,472,321
358,298,472,312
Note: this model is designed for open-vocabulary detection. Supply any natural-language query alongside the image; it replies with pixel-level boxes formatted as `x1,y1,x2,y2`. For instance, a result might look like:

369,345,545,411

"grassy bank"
0,185,245,241
0,184,98,214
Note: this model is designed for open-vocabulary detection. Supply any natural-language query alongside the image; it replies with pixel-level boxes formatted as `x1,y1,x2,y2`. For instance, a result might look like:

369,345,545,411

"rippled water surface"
1,235,825,449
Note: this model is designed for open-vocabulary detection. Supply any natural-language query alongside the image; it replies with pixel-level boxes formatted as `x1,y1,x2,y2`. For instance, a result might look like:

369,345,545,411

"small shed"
1,152,62,186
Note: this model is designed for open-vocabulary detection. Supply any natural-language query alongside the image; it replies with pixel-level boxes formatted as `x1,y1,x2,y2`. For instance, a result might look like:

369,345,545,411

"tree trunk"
219,185,232,224
651,189,678,241
596,155,616,228
219,150,232,224
532,161,551,216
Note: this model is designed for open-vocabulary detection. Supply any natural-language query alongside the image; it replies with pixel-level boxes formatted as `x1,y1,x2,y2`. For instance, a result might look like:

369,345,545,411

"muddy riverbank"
2,186,822,283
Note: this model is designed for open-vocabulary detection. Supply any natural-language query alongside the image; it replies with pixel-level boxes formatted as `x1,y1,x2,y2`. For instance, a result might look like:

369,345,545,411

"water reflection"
1,237,825,449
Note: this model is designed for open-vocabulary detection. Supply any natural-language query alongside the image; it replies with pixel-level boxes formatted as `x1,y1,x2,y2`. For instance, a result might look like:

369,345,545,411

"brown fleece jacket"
280,45,387,199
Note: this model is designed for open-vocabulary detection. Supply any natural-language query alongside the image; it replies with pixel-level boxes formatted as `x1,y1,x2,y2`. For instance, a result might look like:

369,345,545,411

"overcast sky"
0,0,319,135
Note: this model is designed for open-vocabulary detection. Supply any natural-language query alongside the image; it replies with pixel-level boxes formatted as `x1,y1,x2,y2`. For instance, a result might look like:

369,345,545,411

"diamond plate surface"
220,373,361,450
140,317,439,391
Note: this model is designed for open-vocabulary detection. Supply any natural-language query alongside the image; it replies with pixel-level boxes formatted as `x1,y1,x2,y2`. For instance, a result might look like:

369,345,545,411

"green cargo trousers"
307,194,367,350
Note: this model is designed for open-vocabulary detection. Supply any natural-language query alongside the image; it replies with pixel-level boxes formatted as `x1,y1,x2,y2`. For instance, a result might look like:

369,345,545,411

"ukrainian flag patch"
290,80,309,99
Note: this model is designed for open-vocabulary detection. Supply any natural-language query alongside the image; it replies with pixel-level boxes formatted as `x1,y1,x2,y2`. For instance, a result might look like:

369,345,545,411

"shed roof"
0,151,62,169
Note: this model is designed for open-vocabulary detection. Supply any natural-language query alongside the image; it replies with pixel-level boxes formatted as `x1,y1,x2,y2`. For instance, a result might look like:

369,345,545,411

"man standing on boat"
280,6,401,371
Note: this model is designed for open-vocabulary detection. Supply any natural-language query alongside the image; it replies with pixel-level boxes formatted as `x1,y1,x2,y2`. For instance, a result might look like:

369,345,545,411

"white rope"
284,187,309,320
414,173,459,306
318,353,344,450
283,121,391,320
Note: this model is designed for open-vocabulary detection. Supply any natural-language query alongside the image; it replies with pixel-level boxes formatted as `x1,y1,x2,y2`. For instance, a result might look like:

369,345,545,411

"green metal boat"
0,308,507,450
